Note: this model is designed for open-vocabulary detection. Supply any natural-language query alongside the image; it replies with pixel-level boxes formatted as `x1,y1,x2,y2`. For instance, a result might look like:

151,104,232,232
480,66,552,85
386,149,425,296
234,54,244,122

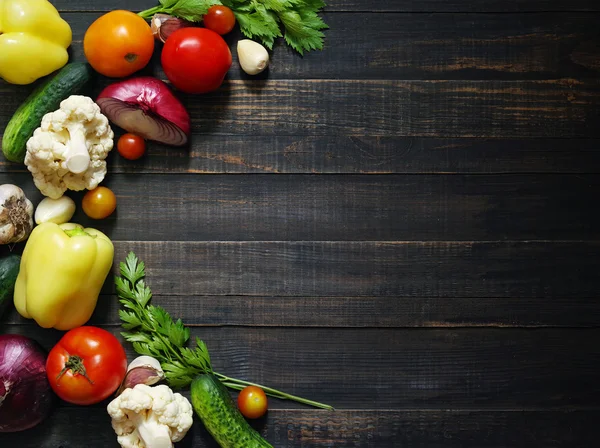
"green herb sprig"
138,0,329,55
116,252,333,409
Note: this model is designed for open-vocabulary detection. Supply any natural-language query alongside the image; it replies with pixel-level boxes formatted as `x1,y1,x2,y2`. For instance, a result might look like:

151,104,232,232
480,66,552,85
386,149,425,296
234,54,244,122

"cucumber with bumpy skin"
191,374,273,448
2,63,94,163
0,254,21,318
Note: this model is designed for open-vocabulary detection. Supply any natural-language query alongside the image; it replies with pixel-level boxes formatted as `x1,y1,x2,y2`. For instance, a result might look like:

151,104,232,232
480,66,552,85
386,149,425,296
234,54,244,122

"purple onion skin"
0,334,53,433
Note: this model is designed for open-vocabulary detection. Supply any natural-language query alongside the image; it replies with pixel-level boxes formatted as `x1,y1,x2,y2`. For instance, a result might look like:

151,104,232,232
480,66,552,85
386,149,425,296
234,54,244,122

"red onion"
97,77,191,146
0,334,53,432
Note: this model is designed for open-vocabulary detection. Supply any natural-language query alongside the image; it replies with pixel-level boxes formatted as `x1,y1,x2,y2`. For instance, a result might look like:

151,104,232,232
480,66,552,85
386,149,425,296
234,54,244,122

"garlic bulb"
0,184,34,244
34,196,76,225
237,39,270,75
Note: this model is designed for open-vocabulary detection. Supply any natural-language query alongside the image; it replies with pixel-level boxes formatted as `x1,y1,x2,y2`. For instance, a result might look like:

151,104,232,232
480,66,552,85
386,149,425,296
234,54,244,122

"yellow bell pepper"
14,222,114,330
0,0,72,85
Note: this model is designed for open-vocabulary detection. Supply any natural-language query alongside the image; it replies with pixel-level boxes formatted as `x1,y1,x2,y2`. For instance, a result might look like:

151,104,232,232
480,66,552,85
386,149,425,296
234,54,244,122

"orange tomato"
82,187,117,220
237,386,268,419
84,10,154,78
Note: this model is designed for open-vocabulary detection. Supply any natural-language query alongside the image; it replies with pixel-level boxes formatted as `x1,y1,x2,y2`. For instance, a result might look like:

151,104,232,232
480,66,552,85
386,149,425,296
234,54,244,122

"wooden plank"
2,324,599,409
3,137,600,175
1,408,597,447
51,0,600,13
0,241,582,298
2,242,598,299
1,172,599,241
47,13,600,80
176,79,600,138
326,0,600,12
2,79,599,138
6,293,599,328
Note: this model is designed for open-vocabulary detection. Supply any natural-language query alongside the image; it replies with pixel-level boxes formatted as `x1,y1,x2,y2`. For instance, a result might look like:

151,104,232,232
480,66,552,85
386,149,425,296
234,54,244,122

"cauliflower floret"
25,95,114,199
107,384,194,448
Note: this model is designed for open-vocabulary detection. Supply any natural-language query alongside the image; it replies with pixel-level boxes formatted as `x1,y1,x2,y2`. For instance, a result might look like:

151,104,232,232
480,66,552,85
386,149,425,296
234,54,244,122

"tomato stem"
57,355,94,385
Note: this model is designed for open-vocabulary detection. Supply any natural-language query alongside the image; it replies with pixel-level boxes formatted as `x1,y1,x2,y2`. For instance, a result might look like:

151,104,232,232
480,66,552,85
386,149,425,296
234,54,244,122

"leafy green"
138,0,328,55
116,253,211,387
139,0,221,22
116,252,333,409
171,0,223,22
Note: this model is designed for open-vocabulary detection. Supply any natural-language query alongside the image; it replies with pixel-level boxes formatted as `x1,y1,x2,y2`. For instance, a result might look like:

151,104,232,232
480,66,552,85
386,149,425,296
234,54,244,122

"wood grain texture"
3,137,600,175
41,12,600,80
1,2,598,446
51,0,600,13
5,293,599,328
1,408,597,447
11,241,589,298
2,79,599,138
1,324,599,409
1,172,598,241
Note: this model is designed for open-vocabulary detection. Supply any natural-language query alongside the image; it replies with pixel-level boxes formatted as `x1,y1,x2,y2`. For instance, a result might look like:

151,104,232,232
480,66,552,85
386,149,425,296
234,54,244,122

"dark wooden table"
1,0,600,446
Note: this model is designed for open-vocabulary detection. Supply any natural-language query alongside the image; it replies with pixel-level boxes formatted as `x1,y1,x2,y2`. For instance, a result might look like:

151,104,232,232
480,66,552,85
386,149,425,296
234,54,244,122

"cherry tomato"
46,326,127,405
82,186,117,220
161,28,232,94
84,10,154,78
237,386,268,419
203,6,236,35
118,133,146,160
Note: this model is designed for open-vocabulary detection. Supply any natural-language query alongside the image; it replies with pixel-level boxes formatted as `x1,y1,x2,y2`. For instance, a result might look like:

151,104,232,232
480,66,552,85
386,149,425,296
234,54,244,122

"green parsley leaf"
169,0,222,22
138,0,328,54
121,332,152,344
235,8,281,49
119,310,142,330
280,9,328,55
121,252,146,284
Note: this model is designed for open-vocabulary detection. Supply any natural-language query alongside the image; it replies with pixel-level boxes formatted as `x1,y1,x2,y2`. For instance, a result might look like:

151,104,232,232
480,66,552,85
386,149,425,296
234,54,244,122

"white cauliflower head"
25,95,114,199
107,384,194,448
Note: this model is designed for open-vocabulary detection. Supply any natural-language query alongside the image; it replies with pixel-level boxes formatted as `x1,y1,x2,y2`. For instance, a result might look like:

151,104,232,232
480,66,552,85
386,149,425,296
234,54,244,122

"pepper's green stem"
64,228,94,238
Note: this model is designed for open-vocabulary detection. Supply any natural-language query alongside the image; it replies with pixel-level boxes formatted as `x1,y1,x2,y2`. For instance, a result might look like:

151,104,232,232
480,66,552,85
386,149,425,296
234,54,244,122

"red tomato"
237,386,268,419
203,6,236,35
46,326,127,405
161,28,232,94
118,133,146,160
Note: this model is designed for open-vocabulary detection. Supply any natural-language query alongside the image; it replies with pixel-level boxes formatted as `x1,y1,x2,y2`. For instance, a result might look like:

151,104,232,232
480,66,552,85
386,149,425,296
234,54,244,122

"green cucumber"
191,374,273,448
2,63,94,163
0,254,21,318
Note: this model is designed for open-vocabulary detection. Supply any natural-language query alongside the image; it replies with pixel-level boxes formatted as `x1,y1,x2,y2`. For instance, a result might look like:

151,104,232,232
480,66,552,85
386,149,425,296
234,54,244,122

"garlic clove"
34,196,76,225
151,13,173,38
151,13,193,43
237,39,270,75
127,355,164,373
116,355,165,395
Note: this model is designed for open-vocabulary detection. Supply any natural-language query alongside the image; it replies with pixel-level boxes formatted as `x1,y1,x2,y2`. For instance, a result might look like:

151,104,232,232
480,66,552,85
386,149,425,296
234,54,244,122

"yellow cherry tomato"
82,187,117,220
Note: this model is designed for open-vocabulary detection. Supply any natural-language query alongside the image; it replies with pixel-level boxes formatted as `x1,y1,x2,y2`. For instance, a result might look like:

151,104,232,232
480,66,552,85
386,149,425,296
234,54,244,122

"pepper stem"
56,355,94,384
64,228,94,238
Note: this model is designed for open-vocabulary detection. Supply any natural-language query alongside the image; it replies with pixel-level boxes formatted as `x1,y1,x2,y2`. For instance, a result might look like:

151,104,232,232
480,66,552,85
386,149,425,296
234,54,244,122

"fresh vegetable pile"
0,0,331,446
